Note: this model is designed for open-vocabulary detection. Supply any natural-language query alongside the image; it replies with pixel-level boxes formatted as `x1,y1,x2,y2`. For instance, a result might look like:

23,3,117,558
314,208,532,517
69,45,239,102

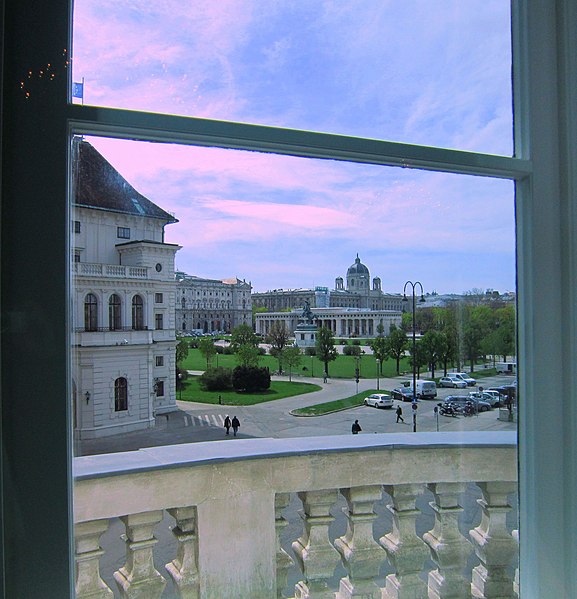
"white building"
71,139,181,439
175,272,252,334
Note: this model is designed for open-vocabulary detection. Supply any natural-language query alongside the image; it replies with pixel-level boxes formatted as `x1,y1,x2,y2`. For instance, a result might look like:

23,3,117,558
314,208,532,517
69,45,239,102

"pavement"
77,368,516,456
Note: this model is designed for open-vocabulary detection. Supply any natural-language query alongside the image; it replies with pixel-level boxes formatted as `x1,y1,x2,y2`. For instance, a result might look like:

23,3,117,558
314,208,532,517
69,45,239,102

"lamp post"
403,280,425,432
376,358,381,390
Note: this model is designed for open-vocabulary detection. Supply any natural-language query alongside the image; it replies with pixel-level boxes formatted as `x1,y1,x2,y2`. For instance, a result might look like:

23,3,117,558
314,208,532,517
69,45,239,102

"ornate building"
175,273,252,334
252,254,404,312
71,139,181,439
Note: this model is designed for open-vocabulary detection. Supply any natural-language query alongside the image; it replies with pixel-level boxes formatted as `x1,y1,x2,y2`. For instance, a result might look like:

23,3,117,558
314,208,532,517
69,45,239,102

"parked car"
363,393,394,409
446,372,477,386
444,395,492,412
438,376,467,389
391,387,414,402
469,390,501,407
405,379,437,399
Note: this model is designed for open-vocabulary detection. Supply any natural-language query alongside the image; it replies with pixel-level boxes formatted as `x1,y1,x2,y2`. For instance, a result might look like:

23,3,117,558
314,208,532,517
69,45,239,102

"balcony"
73,262,149,279
74,431,518,599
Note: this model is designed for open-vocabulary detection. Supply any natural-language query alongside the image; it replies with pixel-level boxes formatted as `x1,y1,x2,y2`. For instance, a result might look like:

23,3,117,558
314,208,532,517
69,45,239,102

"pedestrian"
396,405,404,423
224,415,231,436
351,419,362,434
231,415,240,437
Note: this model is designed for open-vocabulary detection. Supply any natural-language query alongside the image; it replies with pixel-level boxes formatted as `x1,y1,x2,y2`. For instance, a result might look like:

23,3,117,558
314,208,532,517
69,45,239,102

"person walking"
224,415,231,436
231,415,240,437
396,405,404,423
351,419,362,434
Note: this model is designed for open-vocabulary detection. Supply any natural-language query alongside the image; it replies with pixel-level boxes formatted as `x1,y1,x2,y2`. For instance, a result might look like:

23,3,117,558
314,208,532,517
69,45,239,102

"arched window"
131,295,144,330
84,293,98,331
108,294,121,330
181,297,186,308
114,377,128,411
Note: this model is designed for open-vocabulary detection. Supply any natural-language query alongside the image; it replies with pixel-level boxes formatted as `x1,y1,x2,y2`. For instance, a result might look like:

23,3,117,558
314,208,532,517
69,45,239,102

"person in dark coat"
224,415,231,435
231,416,240,437
396,405,404,423
351,419,362,434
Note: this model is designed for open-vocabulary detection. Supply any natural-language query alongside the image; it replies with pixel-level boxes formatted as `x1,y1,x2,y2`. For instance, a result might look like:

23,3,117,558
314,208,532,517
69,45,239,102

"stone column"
275,493,294,599
422,483,471,599
113,510,167,599
469,482,518,598
75,519,114,599
379,483,429,599
292,489,340,599
334,485,383,599
512,530,519,598
166,506,199,599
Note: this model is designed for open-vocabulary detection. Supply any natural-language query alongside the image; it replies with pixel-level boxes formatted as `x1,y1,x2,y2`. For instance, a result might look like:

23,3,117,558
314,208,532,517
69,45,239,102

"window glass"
72,0,512,155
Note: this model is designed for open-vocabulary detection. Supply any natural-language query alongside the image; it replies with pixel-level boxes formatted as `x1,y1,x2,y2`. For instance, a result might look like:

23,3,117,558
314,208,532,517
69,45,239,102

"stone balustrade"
74,432,518,599
73,263,149,279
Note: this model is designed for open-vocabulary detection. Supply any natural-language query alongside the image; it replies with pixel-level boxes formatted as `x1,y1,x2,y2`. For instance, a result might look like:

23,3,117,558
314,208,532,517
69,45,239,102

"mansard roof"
73,139,178,223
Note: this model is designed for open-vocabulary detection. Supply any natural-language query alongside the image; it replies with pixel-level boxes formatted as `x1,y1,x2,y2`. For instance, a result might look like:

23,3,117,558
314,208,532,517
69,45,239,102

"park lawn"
178,375,322,406
292,389,382,416
181,348,412,380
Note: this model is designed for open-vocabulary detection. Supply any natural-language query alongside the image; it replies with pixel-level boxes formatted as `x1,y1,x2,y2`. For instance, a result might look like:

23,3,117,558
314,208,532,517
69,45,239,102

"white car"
449,372,477,386
363,393,394,409
438,376,467,389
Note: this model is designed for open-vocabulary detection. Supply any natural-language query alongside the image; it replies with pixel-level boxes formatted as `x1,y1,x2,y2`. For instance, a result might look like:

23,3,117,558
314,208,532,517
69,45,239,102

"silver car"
438,376,467,389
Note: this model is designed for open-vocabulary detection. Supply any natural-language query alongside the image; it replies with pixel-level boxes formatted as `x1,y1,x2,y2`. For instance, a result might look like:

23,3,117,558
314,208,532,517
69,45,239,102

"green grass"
292,389,383,416
180,348,411,380
177,375,321,406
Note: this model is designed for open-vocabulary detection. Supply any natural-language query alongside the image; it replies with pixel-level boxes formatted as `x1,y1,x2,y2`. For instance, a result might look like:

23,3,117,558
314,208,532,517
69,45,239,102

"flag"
72,81,84,99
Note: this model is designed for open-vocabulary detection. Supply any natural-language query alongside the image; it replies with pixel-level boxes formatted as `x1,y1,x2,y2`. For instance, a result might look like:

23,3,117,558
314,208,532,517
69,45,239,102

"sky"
72,1,516,295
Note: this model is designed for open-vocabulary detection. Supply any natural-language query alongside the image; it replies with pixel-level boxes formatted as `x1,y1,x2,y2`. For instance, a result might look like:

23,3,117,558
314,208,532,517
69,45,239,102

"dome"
347,254,369,276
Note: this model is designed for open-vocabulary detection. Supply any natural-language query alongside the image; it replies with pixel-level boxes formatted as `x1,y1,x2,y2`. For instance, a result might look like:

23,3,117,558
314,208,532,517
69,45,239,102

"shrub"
305,347,317,356
223,345,234,354
343,345,361,356
215,345,224,354
188,340,199,349
198,367,233,391
352,339,361,345
258,347,266,355
340,339,348,345
232,366,271,392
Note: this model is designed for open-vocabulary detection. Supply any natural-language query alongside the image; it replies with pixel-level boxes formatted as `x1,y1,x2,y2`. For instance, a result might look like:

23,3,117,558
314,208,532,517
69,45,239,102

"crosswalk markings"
189,414,226,427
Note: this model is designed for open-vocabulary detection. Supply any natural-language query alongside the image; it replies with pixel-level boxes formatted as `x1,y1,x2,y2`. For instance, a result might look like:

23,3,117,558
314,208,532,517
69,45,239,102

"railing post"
74,519,114,599
275,493,294,599
334,485,383,599
166,506,199,599
292,489,340,599
379,483,429,599
113,511,167,599
469,482,518,598
423,483,471,599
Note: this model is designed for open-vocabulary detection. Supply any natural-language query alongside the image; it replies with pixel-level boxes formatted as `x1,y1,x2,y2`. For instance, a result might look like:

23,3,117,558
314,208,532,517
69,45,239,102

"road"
78,372,516,456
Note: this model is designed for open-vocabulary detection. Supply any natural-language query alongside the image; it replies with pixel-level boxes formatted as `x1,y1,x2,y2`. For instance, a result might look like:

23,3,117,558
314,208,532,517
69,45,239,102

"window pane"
72,1,512,154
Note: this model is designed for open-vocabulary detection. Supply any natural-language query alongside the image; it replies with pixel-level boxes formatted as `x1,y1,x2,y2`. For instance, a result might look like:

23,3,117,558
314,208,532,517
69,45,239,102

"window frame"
1,1,576,598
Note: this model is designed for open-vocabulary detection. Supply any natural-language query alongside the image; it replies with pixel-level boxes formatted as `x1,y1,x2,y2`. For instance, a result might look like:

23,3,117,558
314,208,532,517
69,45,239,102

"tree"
315,327,338,379
420,330,445,379
232,366,271,392
198,367,233,391
176,339,189,366
409,341,428,378
235,344,261,368
369,335,388,376
230,323,259,351
198,337,217,370
266,321,291,373
283,346,302,381
386,324,408,375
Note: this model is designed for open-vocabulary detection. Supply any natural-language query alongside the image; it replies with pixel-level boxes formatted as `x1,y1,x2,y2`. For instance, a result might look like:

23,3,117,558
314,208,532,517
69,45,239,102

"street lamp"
376,358,381,390
403,280,426,432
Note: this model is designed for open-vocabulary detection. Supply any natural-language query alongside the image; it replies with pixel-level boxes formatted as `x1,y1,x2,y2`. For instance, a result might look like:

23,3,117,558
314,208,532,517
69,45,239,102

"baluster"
422,483,471,599
379,483,429,599
469,482,518,599
292,489,340,599
512,530,519,598
334,485,383,599
75,519,114,599
275,493,295,599
113,511,167,599
166,506,199,599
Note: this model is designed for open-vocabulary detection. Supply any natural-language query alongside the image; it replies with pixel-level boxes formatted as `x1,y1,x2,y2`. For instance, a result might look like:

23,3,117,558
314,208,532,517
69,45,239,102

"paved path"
78,370,516,456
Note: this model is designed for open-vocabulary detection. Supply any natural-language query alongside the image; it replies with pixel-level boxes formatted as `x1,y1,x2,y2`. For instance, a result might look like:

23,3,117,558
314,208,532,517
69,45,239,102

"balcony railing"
73,263,149,279
74,431,518,599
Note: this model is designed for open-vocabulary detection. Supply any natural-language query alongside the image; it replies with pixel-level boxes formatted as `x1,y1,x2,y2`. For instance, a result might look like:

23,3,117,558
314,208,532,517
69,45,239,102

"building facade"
252,255,404,313
71,140,181,439
175,273,252,334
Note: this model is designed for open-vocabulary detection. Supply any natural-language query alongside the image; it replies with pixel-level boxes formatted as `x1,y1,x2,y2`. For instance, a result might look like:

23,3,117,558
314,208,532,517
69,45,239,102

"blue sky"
74,1,516,295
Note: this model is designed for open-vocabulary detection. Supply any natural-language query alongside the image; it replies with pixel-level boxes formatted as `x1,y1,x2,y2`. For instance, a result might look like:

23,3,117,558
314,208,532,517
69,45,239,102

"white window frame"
1,1,576,597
